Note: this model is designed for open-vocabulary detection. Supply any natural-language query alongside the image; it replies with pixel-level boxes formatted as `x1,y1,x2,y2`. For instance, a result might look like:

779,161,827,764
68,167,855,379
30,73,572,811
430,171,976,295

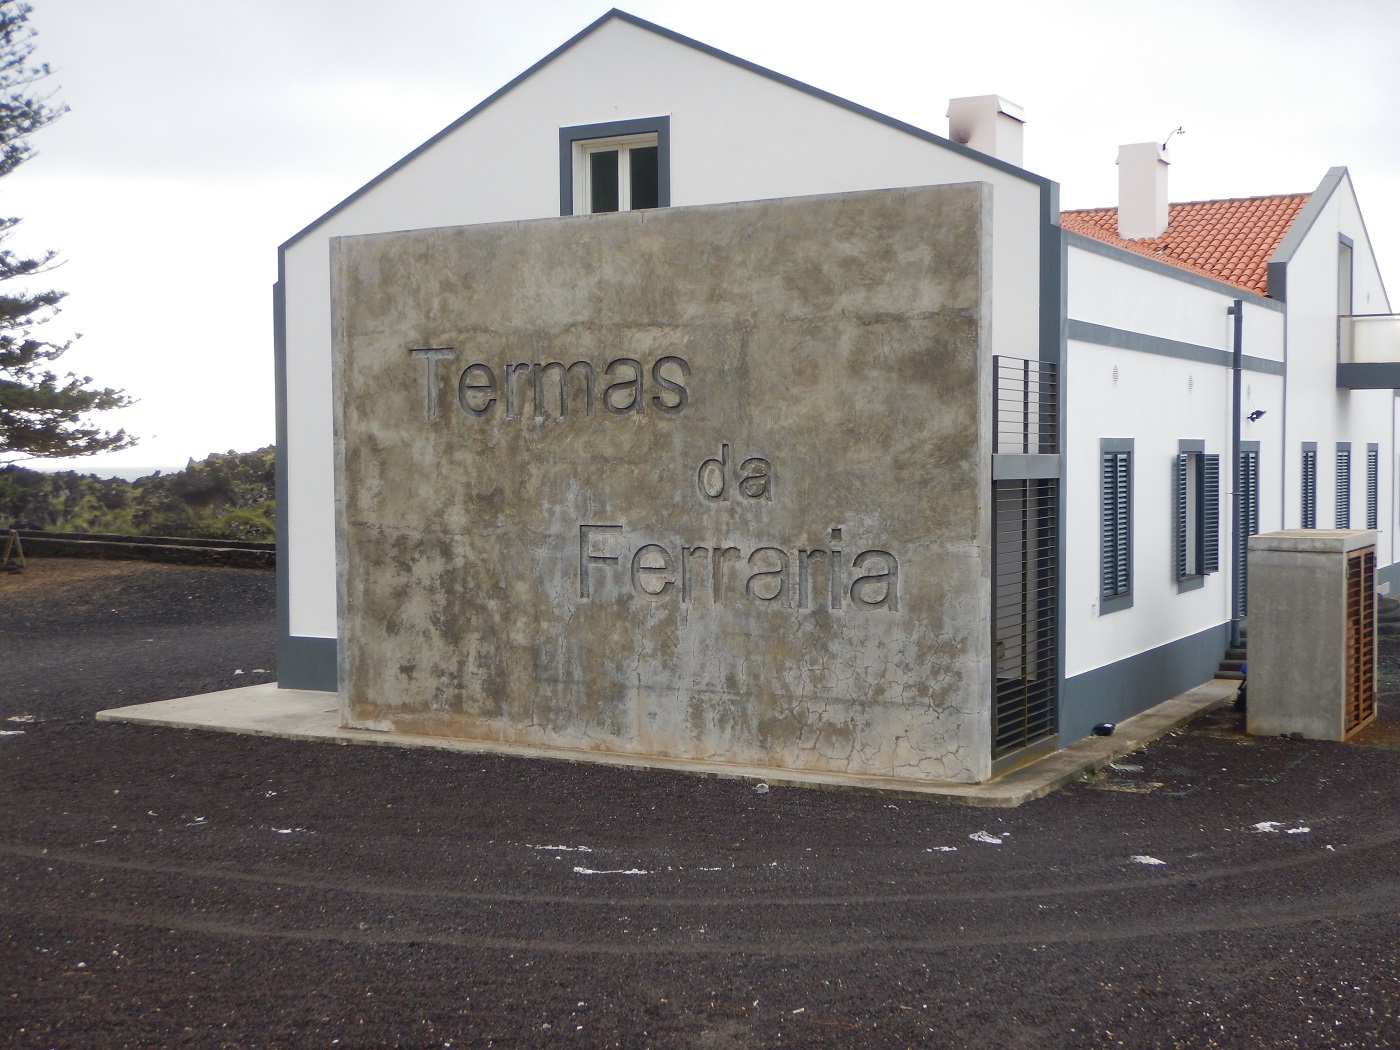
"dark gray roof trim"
1265,167,1347,302
281,8,618,249
1266,166,1389,308
1063,230,1282,311
1269,167,1347,269
281,8,1054,250
1068,319,1286,376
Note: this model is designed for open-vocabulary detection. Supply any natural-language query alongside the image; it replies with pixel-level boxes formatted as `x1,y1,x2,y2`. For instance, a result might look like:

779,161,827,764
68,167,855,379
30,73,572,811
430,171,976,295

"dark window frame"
559,117,671,216
1339,234,1355,316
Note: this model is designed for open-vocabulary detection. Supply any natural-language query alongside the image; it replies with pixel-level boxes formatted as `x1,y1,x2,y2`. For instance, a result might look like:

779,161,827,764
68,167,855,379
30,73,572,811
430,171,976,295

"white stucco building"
275,9,1396,775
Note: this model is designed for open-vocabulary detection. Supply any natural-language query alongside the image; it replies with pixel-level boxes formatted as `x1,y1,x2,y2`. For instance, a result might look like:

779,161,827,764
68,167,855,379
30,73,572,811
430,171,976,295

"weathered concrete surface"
332,185,994,782
1247,529,1377,741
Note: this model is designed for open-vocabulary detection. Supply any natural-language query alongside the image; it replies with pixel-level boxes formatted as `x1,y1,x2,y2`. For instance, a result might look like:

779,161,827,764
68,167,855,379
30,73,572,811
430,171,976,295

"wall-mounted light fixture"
1247,409,1266,422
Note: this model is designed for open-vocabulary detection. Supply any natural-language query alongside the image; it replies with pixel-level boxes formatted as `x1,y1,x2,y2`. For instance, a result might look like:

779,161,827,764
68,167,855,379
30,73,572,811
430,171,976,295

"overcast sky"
10,0,1400,477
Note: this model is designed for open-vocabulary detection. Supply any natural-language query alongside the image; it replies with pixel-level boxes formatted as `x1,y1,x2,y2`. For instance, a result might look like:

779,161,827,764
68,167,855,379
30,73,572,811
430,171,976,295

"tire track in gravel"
3,890,1396,956
1,828,1394,907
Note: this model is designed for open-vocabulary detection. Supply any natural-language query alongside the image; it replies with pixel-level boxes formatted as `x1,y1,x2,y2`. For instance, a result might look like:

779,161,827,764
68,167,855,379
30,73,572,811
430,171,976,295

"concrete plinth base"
96,679,1238,808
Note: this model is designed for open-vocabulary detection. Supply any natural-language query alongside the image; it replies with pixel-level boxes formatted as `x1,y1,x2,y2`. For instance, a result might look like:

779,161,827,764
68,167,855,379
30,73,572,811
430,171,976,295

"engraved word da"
696,443,772,502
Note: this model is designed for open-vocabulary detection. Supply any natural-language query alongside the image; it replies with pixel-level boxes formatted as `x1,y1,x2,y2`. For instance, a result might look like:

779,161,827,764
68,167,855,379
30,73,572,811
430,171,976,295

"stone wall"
332,184,994,782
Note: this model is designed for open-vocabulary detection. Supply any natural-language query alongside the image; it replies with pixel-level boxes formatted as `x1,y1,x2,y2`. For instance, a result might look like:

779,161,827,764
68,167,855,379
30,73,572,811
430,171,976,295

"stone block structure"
332,185,997,783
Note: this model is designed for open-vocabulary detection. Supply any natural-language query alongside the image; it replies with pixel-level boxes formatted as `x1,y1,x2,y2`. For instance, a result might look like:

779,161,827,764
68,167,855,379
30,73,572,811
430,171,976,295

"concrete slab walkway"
96,678,1240,807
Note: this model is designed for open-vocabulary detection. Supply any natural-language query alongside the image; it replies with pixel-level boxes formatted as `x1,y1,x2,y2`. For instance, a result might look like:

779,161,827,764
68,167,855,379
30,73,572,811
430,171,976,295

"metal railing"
991,356,1060,762
993,356,1059,454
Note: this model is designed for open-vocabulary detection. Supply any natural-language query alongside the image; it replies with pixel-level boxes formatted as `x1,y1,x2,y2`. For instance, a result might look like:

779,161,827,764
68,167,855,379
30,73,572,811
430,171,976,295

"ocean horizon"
17,464,189,483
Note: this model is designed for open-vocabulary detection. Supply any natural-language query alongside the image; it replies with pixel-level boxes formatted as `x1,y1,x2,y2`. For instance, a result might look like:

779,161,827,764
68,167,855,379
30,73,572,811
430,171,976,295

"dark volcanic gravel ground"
1,559,1399,1049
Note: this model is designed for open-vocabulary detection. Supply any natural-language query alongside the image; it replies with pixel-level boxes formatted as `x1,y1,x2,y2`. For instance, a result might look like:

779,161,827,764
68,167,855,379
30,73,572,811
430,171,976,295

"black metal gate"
991,357,1060,761
993,478,1058,757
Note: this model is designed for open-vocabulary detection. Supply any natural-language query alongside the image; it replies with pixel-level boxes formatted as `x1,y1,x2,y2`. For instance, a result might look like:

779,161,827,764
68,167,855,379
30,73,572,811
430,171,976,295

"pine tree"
0,1,132,461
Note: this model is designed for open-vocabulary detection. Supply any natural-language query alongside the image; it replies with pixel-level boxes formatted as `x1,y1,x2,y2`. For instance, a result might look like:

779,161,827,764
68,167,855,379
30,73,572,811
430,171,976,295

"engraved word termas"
411,347,690,421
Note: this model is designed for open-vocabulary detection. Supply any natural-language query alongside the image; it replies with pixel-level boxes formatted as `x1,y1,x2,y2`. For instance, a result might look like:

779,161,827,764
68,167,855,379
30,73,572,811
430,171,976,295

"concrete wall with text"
332,186,995,783
283,14,1047,646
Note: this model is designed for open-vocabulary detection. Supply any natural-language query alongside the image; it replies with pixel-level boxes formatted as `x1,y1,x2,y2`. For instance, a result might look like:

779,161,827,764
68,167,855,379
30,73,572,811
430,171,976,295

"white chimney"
946,95,1025,166
1116,142,1170,239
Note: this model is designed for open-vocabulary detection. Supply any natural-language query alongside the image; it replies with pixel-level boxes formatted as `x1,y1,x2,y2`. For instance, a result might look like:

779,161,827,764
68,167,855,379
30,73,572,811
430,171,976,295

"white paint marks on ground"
1252,821,1311,834
6,715,34,723
573,867,648,876
0,730,25,737
529,844,593,853
968,831,1003,845
1130,855,1166,866
271,827,311,835
1109,763,1144,772
925,846,958,853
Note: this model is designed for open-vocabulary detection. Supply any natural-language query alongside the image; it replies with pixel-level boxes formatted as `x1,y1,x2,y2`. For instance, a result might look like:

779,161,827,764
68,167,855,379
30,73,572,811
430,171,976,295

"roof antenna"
1162,126,1185,150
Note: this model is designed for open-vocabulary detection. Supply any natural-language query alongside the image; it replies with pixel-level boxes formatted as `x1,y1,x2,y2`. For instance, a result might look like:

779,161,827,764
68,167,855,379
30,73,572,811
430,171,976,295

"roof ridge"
1063,191,1310,215
1059,192,1312,296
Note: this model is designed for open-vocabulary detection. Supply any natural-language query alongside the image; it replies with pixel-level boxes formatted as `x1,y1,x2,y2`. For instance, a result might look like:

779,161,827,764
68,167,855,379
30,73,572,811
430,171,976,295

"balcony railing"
993,356,1058,455
1341,314,1400,363
1338,314,1400,388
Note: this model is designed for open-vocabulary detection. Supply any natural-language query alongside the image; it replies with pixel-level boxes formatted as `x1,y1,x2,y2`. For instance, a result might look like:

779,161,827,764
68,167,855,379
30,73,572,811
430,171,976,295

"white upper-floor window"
559,117,670,217
579,133,660,214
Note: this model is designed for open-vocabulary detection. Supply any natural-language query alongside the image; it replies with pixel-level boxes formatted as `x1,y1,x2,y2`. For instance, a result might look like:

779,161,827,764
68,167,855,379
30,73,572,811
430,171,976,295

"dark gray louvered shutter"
1336,446,1351,528
1202,453,1220,573
1174,452,1189,579
1102,451,1131,597
1302,448,1317,528
1367,446,1379,530
1236,449,1260,617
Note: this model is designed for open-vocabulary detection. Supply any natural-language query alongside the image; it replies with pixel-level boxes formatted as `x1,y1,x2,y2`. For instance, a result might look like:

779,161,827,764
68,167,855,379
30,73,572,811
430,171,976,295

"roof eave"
279,7,1055,253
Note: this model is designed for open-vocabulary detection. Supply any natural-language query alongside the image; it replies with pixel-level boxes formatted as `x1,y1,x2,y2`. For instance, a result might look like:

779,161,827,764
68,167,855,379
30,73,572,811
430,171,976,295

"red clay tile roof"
1059,193,1310,296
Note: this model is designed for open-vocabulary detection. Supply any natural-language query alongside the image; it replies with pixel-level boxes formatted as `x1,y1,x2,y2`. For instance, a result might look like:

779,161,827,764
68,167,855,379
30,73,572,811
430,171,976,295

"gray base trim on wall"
1061,622,1231,744
1377,560,1400,594
278,635,338,692
1336,362,1400,389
